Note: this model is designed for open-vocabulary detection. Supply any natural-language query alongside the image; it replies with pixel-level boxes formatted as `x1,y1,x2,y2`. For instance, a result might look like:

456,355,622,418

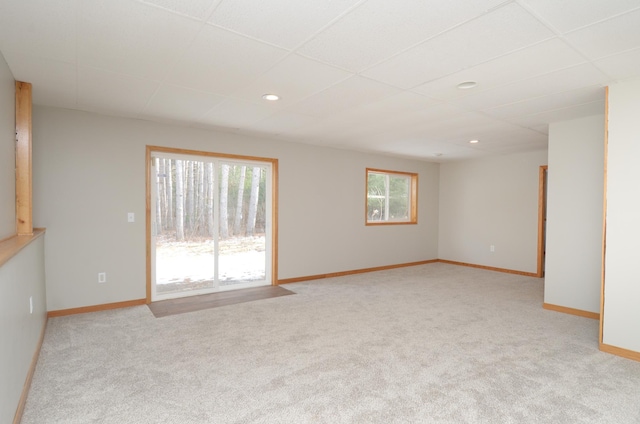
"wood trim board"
15,81,33,236
12,316,47,424
0,229,45,268
542,303,600,320
277,260,438,284
537,165,548,278
600,343,640,363
437,259,538,277
47,299,147,318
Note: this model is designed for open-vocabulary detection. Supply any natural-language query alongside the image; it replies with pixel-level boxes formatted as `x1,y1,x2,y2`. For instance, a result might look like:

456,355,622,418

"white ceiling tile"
0,0,77,63
1,52,77,109
138,0,221,21
299,92,444,139
166,25,289,95
1,0,638,162
451,63,609,111
77,67,159,116
350,91,440,116
521,0,640,33
199,98,278,128
483,85,604,119
565,8,640,59
230,54,352,107
471,140,548,154
363,3,555,89
528,124,549,135
317,92,441,133
142,84,226,121
532,100,606,123
401,113,523,144
375,138,490,161
290,76,400,117
445,126,548,146
246,111,319,135
413,38,586,100
594,47,640,81
209,0,362,50
391,104,480,132
505,100,605,129
78,0,200,81
298,0,510,72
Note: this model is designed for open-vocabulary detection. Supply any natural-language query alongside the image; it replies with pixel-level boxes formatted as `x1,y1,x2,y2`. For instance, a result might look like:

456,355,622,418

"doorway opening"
146,146,278,302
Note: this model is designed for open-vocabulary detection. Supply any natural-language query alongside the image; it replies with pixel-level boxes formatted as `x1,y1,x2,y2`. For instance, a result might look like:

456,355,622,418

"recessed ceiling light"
262,93,279,101
457,81,477,90
469,139,479,144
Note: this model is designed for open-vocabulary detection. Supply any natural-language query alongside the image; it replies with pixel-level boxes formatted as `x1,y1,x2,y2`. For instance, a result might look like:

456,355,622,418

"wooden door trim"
536,165,548,278
145,145,279,303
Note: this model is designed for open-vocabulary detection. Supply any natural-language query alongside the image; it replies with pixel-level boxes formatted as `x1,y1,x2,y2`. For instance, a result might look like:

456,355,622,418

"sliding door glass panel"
153,157,218,299
218,164,268,288
151,153,271,301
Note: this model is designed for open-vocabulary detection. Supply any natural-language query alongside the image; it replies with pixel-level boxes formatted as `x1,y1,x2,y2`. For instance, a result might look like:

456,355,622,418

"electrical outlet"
30,296,33,314
128,212,135,223
490,245,495,252
98,272,107,283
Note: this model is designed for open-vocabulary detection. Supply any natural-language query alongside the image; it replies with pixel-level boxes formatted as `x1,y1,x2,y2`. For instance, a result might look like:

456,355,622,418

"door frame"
536,165,548,278
145,145,279,303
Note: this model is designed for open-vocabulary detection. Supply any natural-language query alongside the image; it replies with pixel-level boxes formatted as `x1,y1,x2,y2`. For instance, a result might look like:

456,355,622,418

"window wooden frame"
365,168,418,226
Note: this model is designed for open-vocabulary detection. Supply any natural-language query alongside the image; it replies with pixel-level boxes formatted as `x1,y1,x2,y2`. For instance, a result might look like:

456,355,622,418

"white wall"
544,115,604,313
32,106,440,311
0,51,15,240
603,79,640,352
438,150,548,274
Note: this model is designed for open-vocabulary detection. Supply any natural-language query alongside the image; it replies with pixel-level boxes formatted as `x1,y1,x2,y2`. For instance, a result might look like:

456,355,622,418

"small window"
366,168,417,225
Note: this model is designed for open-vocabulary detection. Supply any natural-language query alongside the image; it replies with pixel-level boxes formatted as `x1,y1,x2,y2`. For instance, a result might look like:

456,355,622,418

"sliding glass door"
150,151,272,301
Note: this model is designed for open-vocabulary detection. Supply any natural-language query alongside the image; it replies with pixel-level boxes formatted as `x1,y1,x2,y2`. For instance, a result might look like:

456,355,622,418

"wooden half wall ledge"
542,303,600,320
47,298,147,318
0,228,45,269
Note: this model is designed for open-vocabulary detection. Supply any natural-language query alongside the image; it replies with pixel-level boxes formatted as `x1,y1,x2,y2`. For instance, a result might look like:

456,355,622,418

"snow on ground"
155,235,266,293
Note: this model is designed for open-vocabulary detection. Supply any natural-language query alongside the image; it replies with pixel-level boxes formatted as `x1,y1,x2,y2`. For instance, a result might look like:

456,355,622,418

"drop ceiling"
1,0,639,161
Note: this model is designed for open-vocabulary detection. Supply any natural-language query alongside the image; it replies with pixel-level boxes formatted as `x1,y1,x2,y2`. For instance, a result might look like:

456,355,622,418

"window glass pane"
389,175,410,220
366,169,417,224
367,172,386,221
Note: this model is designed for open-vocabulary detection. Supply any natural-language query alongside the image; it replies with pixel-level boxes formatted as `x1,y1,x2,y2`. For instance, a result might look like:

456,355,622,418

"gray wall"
0,236,47,424
438,150,548,274
0,51,14,240
32,106,440,311
0,52,47,424
544,114,604,313
603,78,640,352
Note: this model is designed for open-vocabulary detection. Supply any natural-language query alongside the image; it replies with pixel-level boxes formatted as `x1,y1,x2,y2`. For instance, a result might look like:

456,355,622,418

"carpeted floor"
21,263,640,423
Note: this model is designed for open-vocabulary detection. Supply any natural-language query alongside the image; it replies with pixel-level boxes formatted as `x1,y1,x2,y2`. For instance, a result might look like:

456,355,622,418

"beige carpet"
21,263,640,423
